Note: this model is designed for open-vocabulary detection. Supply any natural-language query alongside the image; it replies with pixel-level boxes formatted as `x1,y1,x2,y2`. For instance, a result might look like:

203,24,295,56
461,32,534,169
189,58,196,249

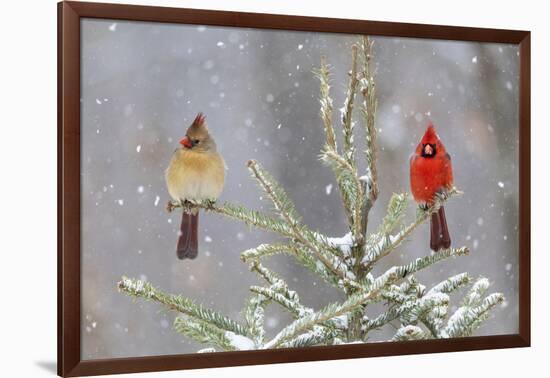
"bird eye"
193,139,200,144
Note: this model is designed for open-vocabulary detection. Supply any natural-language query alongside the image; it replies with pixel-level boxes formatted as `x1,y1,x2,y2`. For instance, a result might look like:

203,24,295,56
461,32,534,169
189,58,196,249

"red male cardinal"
165,113,225,259
410,123,454,252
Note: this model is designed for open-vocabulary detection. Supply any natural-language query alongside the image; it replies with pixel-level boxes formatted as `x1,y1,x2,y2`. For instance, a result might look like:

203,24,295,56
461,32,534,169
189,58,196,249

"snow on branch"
427,272,471,296
243,294,269,346
264,267,400,348
392,325,427,341
119,36,504,352
281,325,339,348
364,299,417,332
241,243,340,288
393,245,470,279
446,279,505,338
246,260,312,318
174,317,249,351
368,272,503,340
118,277,247,336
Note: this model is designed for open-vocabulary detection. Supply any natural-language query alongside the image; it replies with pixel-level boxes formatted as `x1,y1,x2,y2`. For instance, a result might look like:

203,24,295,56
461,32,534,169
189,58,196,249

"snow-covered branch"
446,279,505,338
392,325,427,341
118,277,248,336
246,260,312,318
264,267,400,348
243,294,269,346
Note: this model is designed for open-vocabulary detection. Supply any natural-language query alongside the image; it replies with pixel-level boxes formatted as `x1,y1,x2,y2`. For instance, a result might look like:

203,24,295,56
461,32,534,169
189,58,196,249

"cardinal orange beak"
179,136,193,148
424,144,433,155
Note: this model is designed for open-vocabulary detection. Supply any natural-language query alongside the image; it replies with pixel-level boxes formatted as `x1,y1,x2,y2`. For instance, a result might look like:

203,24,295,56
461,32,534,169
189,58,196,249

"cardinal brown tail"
177,212,199,259
430,206,451,252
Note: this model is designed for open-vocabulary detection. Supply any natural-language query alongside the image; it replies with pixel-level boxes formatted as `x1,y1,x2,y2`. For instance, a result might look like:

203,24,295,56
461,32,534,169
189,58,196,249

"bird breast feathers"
410,155,453,202
166,149,225,201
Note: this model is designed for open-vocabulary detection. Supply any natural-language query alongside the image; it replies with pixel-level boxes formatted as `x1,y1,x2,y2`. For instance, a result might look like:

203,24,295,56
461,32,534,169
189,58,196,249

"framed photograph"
58,1,530,376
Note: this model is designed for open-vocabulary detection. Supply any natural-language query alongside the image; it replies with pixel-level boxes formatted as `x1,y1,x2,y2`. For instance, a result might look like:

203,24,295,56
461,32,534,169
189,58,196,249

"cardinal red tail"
430,211,441,251
177,212,199,259
430,206,451,252
438,206,451,249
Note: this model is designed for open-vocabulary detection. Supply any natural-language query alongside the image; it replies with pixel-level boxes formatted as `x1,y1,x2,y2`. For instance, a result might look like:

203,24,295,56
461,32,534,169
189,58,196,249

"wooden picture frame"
58,1,530,376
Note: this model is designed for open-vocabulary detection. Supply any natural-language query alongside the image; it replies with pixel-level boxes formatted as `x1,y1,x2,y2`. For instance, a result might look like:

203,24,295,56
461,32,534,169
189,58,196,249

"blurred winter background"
80,18,519,359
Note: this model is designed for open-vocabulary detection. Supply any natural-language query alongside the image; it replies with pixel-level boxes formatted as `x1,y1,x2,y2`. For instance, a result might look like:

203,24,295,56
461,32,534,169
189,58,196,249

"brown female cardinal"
410,123,454,252
165,113,225,259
